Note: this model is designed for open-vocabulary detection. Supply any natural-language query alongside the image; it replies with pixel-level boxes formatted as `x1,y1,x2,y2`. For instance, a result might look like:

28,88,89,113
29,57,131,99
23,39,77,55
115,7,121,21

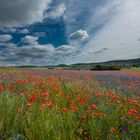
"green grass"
123,67,140,72
0,68,140,140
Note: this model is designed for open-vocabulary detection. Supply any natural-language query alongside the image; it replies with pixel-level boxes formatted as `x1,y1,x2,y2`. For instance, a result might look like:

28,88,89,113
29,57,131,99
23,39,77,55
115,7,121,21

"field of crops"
0,68,140,140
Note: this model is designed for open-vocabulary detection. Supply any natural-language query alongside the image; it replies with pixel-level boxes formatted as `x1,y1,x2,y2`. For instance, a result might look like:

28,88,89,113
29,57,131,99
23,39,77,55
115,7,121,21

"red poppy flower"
61,107,68,112
27,103,32,108
128,109,139,115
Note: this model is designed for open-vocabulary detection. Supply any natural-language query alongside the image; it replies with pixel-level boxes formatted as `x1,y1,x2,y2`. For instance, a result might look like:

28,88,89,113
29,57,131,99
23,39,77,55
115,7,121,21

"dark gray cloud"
0,43,76,66
0,0,52,27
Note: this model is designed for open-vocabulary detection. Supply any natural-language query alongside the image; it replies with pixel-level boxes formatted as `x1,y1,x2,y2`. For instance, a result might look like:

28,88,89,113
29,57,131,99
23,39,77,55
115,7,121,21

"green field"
0,68,140,140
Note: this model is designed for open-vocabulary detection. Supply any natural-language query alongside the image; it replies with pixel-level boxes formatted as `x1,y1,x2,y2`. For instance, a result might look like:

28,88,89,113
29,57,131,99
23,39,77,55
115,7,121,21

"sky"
0,0,140,66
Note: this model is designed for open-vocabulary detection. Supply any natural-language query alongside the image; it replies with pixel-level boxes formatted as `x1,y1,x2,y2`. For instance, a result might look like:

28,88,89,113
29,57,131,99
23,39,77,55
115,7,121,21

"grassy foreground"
124,67,140,72
0,68,140,140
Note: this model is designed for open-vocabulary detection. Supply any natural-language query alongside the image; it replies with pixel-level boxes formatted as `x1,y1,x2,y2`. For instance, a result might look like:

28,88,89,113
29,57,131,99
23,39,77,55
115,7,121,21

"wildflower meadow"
0,68,140,140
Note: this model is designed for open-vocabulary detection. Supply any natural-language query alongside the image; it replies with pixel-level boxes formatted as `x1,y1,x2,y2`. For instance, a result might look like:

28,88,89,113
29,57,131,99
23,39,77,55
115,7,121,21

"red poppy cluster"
0,68,140,139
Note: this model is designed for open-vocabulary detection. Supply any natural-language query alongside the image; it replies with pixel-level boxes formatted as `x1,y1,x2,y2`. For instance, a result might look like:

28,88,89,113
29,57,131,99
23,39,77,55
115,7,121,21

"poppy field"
0,68,140,140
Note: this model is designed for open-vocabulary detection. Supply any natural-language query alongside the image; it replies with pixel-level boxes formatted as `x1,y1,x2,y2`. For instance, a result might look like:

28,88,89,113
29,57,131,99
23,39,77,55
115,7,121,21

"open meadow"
0,68,140,140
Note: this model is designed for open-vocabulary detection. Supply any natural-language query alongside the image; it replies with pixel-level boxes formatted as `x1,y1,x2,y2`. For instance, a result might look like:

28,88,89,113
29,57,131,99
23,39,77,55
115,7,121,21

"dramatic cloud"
21,35,39,45
0,0,140,65
69,29,89,41
74,0,140,63
0,34,12,42
0,42,76,66
0,0,52,27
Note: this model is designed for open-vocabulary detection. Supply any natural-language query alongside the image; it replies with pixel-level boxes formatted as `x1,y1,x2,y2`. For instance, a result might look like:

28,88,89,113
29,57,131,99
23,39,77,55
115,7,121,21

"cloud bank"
0,42,76,66
0,0,52,27
0,0,140,66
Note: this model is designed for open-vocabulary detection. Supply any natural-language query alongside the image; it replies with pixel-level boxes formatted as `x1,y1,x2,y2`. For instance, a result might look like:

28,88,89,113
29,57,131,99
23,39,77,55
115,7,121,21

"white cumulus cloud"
18,29,29,34
21,35,39,45
0,34,12,42
69,29,89,41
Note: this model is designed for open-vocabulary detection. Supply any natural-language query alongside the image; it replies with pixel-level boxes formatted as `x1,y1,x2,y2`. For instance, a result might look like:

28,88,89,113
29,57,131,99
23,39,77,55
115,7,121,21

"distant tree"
132,64,139,68
57,64,68,67
91,65,121,71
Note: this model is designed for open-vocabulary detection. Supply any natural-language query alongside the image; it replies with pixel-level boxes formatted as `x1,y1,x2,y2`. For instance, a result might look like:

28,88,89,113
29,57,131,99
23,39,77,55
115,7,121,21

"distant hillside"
69,58,140,70
71,58,140,66
13,58,140,70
